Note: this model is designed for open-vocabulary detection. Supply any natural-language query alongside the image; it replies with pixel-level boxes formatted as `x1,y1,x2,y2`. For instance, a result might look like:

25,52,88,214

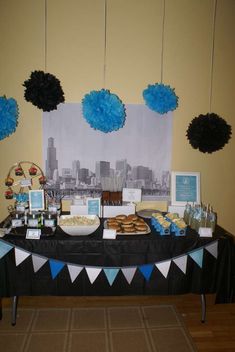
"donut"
127,214,138,221
122,226,136,233
115,214,127,221
135,224,148,232
107,223,121,232
134,220,145,226
121,219,133,225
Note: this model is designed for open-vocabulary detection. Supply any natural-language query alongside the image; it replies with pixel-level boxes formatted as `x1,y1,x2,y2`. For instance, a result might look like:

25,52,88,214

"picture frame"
171,171,200,206
29,190,45,212
86,197,101,217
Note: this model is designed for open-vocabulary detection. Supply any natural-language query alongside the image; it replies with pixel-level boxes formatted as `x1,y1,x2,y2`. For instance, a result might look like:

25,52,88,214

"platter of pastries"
104,214,150,235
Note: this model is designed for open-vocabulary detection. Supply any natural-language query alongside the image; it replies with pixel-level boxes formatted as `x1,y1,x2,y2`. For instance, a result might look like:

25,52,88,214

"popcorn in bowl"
59,215,100,236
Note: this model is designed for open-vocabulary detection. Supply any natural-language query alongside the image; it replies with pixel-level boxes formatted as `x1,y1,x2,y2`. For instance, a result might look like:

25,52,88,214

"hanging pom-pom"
186,113,232,153
143,83,178,114
82,89,126,133
23,70,65,112
0,96,19,141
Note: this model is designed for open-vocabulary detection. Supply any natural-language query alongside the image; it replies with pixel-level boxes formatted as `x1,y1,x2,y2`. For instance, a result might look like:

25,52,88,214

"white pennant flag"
155,260,171,278
205,241,218,259
85,267,102,284
32,255,47,273
14,248,31,266
67,264,83,283
173,255,187,274
121,267,137,284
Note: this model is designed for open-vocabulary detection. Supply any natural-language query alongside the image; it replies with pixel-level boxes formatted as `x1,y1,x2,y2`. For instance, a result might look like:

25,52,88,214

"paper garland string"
0,239,218,286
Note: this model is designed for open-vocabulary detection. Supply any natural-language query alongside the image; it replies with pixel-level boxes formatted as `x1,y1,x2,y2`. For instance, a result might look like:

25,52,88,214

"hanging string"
209,0,217,113
44,0,48,72
160,0,166,83
103,0,107,88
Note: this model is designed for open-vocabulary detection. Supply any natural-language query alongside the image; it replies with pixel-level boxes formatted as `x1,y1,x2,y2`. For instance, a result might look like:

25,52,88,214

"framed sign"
29,190,45,212
171,171,200,206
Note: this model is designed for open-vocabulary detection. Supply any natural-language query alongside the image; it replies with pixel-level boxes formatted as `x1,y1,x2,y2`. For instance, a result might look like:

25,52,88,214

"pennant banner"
173,255,188,274
0,240,13,259
32,254,47,273
103,268,119,286
121,267,137,284
14,248,31,266
67,264,83,283
0,239,219,286
189,249,204,268
155,260,171,278
49,259,65,279
86,267,102,284
138,264,154,281
205,241,218,258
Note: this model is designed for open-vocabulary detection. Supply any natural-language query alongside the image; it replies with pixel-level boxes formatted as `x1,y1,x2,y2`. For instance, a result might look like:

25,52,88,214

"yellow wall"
0,0,235,234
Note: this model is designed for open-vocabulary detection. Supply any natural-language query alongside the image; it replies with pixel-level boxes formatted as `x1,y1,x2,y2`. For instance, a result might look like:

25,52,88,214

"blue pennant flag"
49,259,65,279
189,249,204,268
0,240,13,259
138,264,154,281
103,268,119,286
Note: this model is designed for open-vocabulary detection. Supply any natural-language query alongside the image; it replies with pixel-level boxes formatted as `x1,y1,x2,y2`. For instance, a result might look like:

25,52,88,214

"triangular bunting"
67,264,83,283
155,260,171,278
189,249,204,268
205,241,218,259
173,255,187,274
121,267,137,284
138,264,154,281
49,259,65,279
85,267,102,284
103,268,119,286
14,247,31,266
32,255,47,273
0,240,13,259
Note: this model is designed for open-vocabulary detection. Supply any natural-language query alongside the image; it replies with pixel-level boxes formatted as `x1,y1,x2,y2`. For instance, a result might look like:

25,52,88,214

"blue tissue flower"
82,89,126,133
143,83,178,114
0,96,19,140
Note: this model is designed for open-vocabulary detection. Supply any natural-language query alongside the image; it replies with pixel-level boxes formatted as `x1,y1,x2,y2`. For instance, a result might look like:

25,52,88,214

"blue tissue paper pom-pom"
0,96,19,141
82,89,126,133
143,83,178,114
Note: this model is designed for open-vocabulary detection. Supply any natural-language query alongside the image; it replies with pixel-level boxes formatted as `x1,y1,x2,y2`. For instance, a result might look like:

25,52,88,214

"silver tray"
104,220,151,235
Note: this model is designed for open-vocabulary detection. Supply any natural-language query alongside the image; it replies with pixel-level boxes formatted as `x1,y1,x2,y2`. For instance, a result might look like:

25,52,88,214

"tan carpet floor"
0,305,197,352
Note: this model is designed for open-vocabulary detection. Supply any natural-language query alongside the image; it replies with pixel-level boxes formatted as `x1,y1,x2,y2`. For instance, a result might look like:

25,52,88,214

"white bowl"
59,215,100,236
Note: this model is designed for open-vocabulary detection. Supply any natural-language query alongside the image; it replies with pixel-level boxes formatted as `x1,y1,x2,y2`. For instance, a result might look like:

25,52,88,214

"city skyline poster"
43,103,172,198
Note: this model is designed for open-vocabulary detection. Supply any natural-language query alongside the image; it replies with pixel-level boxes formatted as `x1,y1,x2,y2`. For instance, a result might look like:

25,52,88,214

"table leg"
0,298,2,320
201,293,206,323
11,296,18,326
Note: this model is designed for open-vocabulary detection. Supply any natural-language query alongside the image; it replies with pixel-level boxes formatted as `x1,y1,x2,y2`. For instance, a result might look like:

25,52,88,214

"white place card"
26,228,41,240
199,227,213,237
122,188,142,203
103,229,117,239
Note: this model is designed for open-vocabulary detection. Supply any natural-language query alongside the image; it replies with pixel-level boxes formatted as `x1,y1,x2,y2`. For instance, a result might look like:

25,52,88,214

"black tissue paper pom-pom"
186,113,232,153
23,70,65,112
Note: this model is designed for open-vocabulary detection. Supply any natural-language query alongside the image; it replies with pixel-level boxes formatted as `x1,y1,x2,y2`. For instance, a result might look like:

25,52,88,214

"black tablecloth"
0,219,233,303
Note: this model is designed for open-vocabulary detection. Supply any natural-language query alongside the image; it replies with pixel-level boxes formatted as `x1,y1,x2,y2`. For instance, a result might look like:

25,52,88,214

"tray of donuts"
104,214,150,235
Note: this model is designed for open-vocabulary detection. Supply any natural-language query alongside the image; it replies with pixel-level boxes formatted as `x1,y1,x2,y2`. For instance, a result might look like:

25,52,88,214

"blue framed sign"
29,190,45,212
171,172,200,206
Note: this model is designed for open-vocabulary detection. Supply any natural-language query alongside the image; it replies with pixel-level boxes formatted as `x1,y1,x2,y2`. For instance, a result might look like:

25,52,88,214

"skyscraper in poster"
45,137,58,179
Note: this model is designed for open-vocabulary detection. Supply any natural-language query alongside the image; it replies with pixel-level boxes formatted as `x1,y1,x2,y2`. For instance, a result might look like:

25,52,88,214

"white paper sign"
199,227,213,237
103,229,117,239
26,228,41,239
122,188,142,203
